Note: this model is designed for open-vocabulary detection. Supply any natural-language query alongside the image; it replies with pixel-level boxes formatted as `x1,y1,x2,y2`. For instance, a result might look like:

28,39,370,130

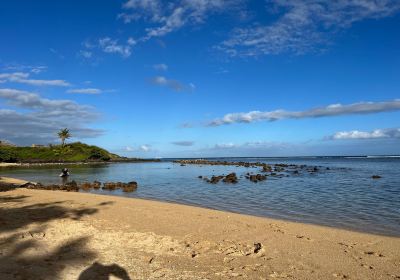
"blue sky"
0,0,399,157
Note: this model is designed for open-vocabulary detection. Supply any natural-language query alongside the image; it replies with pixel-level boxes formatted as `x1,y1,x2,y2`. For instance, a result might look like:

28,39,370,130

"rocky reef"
186,159,332,184
22,180,138,192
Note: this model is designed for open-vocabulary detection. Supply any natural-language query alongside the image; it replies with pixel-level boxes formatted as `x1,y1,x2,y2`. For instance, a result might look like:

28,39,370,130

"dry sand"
0,187,399,280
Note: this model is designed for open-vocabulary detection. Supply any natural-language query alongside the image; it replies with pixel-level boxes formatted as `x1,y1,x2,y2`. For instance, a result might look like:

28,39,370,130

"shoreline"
0,160,161,168
0,185,399,279
0,174,398,238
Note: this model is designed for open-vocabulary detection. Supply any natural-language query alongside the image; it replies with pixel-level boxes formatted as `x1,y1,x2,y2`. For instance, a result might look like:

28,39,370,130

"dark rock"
80,182,93,191
254,243,262,254
103,182,118,190
122,181,138,192
62,180,79,192
209,176,223,184
93,181,101,189
103,181,138,192
262,165,272,172
249,174,267,183
274,166,285,172
223,173,238,184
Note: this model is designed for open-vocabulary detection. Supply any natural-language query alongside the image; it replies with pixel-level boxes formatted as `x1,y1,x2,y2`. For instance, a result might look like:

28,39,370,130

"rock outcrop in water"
22,180,138,192
175,159,271,169
25,180,80,192
201,173,238,184
223,173,238,184
247,174,267,183
102,182,138,192
174,159,323,176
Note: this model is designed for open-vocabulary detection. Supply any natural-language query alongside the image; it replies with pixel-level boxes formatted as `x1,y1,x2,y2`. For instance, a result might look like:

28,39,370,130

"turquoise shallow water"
1,157,399,237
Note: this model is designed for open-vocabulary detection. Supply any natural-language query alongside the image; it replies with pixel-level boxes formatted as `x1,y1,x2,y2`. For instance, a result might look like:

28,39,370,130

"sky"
0,0,399,158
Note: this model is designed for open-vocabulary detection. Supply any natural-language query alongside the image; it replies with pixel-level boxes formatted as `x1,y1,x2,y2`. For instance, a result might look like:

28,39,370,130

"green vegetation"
0,142,124,163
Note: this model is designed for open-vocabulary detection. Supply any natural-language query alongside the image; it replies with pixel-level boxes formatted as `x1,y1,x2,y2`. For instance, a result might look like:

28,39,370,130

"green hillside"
0,142,126,163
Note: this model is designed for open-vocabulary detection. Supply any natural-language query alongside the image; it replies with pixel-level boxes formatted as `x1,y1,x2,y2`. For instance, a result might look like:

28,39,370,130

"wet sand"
0,187,399,279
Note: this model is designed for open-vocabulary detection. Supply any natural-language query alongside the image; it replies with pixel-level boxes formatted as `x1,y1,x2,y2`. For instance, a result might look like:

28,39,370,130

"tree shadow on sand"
0,193,130,279
78,262,131,280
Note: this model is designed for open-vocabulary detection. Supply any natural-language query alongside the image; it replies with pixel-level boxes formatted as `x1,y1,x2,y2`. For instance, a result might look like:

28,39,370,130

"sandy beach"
0,185,399,280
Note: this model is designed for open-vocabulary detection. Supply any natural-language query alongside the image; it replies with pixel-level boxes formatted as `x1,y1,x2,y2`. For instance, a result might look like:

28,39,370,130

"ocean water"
1,157,399,237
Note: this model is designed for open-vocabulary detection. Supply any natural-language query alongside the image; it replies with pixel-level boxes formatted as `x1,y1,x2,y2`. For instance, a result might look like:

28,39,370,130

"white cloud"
117,1,400,57
329,128,400,140
30,66,48,74
98,37,133,58
214,142,236,149
0,72,70,87
15,78,70,87
207,99,400,126
127,37,137,46
140,145,151,152
219,0,400,57
0,88,102,145
67,88,102,94
125,144,152,152
153,63,168,71
3,64,47,74
119,0,240,40
0,72,29,80
151,76,195,92
80,37,136,59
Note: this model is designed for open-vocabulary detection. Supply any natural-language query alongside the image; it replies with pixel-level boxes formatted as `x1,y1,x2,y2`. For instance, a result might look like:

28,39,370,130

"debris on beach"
253,243,263,254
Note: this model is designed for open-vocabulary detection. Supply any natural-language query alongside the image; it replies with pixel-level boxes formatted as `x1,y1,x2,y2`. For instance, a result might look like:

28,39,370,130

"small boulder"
249,174,267,183
92,181,101,189
223,173,238,184
262,165,272,172
122,181,138,192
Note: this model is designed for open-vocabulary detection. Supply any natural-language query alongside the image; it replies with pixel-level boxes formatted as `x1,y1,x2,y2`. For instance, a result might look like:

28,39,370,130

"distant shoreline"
0,159,160,168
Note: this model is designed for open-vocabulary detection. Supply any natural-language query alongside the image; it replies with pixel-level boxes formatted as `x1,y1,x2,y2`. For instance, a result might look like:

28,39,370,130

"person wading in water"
60,168,70,184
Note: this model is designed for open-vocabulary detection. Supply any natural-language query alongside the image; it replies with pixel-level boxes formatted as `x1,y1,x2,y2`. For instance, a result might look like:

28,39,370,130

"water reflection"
1,158,399,236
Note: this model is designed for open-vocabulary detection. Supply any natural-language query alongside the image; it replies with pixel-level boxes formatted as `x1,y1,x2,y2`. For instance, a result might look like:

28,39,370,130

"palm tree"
57,128,71,146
